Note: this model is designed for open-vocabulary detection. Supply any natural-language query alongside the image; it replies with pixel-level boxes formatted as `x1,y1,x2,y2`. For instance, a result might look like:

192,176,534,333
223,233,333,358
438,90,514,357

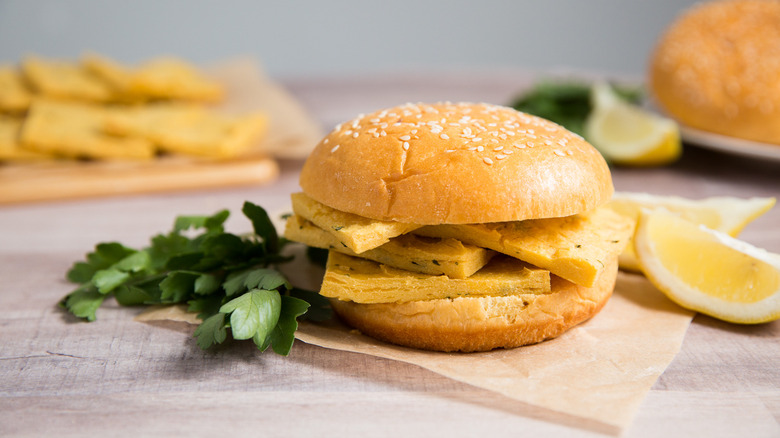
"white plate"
679,125,780,161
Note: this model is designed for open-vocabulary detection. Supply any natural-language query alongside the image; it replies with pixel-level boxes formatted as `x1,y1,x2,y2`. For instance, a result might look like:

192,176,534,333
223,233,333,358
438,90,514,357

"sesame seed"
403,142,410,150
353,132,359,138
554,149,566,157
441,133,450,140
483,157,494,165
400,135,411,141
331,145,340,153
477,146,484,152
344,130,352,136
472,137,482,142
495,154,507,160
493,146,504,151
324,138,329,144
411,129,418,134
544,140,553,146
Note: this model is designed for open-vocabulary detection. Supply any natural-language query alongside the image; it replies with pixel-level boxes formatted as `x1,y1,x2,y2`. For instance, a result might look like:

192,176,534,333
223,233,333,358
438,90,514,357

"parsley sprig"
59,201,331,356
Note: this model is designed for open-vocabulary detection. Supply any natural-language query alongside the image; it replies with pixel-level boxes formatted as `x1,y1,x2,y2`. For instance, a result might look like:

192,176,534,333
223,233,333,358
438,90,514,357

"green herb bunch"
510,81,643,136
59,202,330,356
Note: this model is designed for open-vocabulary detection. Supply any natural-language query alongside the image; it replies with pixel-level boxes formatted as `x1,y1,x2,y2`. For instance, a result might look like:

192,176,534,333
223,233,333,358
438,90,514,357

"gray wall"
0,0,702,78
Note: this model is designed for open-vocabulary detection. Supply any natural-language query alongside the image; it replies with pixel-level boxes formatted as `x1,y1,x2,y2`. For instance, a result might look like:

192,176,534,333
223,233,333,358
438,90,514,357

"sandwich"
284,102,633,352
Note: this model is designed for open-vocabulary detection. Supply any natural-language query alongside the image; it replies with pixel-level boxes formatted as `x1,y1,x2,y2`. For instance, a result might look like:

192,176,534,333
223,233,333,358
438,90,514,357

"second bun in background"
649,0,780,145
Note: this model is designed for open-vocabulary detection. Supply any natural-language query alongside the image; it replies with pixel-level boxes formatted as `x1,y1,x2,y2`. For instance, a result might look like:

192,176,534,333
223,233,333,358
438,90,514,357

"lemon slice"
607,192,776,271
584,82,681,166
634,209,780,324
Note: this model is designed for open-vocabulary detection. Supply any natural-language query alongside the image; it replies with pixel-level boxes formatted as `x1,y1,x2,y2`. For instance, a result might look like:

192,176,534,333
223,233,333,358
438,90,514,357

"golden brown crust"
330,258,618,352
649,0,780,144
300,102,613,224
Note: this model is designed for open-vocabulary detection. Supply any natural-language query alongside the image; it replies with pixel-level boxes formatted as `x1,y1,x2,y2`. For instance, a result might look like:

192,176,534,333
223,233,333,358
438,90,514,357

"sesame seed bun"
300,102,613,225
649,0,780,145
330,258,617,352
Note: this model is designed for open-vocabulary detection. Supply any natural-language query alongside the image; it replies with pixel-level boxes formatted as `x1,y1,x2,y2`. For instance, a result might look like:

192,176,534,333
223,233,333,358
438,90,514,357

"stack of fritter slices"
285,192,633,307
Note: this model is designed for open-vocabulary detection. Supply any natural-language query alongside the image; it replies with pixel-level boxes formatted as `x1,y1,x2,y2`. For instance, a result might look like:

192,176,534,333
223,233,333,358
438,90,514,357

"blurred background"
0,0,701,78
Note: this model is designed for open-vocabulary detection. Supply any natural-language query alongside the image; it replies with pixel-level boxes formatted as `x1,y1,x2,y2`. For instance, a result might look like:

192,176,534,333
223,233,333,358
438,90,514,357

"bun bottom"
330,258,618,352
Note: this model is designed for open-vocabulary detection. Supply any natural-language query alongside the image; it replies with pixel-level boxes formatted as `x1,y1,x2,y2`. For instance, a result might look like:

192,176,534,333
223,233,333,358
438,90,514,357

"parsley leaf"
242,201,279,254
220,289,281,344
114,285,155,306
188,295,224,320
159,271,199,302
194,273,221,295
60,203,329,356
59,285,105,322
265,295,310,355
174,209,229,233
290,287,332,322
193,313,228,350
245,268,290,291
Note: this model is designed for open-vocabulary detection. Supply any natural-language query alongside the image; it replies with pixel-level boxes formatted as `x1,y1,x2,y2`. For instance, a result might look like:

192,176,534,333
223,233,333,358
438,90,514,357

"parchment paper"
138,269,693,434
295,272,694,433
209,58,323,159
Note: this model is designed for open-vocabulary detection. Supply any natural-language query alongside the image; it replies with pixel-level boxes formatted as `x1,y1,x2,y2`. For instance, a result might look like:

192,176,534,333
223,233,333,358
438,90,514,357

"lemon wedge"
634,208,780,324
607,192,776,271
584,82,681,166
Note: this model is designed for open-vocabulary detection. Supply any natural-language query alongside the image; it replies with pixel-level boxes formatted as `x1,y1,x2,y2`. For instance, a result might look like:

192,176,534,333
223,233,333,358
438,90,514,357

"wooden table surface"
1,72,779,437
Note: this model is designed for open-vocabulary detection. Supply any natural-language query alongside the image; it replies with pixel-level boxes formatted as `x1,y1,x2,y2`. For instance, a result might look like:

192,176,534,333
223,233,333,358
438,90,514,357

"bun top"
649,0,780,144
300,102,612,225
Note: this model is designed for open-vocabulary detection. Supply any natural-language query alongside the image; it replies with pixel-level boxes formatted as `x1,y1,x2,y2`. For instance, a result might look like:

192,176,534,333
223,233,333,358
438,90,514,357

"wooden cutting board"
0,153,278,204
0,58,322,205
